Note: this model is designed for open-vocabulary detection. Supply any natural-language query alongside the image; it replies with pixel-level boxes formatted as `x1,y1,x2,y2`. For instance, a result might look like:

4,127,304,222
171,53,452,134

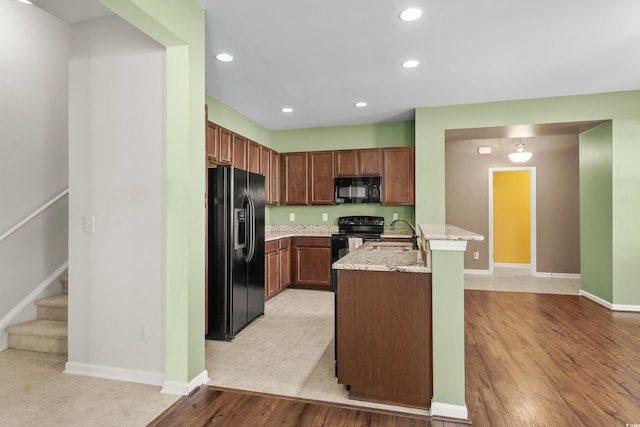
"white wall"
68,15,166,383
0,2,69,321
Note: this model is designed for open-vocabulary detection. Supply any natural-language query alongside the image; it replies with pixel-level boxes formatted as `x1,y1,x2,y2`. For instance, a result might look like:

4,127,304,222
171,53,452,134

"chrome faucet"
389,219,418,250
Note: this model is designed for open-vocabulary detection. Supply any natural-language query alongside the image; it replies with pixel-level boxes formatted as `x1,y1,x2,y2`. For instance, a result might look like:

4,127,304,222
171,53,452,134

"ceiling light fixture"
508,142,533,163
215,53,233,62
16,0,33,4
402,59,420,69
400,8,422,22
281,107,293,113
355,102,367,108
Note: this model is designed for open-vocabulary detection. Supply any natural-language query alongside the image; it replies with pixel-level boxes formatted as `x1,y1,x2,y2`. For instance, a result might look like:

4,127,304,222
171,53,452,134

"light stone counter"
418,224,484,241
332,241,431,273
265,225,337,241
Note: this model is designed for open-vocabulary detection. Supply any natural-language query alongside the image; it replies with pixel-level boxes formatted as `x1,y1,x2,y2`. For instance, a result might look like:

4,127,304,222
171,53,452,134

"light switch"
289,213,295,221
392,213,398,221
322,213,328,222
83,215,95,233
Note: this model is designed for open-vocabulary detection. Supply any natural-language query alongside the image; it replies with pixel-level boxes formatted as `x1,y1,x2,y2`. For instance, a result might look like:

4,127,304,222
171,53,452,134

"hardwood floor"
465,290,640,426
148,386,430,426
150,290,640,426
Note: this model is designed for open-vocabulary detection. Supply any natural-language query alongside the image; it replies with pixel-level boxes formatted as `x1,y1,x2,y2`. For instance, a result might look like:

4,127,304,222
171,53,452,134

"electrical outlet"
322,213,328,222
473,251,480,260
392,213,398,221
289,213,295,221
83,215,95,233
138,324,148,341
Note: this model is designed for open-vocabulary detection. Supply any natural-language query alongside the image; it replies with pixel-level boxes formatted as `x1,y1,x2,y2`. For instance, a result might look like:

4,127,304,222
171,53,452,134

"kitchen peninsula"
332,224,483,412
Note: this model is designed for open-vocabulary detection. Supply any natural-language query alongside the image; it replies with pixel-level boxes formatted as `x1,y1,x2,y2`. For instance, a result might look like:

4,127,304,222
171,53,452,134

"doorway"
488,167,536,274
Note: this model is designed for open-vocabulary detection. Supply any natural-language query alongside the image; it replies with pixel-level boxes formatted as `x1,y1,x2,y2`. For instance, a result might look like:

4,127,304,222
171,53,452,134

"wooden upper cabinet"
206,121,219,163
280,152,309,205
232,134,248,170
334,150,359,177
247,140,261,174
270,151,280,205
382,147,415,205
334,149,383,177
260,145,271,203
309,151,335,205
218,127,233,165
358,148,383,176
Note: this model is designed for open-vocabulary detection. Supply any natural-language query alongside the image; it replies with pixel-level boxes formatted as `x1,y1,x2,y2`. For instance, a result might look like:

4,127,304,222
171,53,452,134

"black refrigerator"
206,166,265,341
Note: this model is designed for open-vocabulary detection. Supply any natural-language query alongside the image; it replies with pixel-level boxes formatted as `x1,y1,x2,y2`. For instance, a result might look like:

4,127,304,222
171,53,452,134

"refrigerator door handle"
246,195,256,263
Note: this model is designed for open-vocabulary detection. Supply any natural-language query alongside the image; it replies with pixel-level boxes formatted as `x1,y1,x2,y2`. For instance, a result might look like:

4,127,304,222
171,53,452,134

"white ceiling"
29,0,640,131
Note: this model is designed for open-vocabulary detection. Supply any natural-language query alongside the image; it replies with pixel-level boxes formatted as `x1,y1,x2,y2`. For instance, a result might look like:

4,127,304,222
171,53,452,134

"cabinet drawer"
293,236,330,248
265,240,278,253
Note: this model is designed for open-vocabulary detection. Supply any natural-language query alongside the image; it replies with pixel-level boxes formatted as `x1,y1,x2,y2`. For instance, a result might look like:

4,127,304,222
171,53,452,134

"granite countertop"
418,224,484,241
380,224,414,239
332,241,431,274
265,225,337,241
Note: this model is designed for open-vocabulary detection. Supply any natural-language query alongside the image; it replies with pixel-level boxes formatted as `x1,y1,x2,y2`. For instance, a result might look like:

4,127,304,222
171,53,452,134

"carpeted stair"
5,275,68,355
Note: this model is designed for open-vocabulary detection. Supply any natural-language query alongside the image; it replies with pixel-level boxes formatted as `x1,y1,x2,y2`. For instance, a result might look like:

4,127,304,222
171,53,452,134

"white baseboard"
429,401,468,420
464,269,491,275
0,261,68,351
162,370,209,395
534,272,581,279
580,290,640,312
493,263,530,268
64,361,164,386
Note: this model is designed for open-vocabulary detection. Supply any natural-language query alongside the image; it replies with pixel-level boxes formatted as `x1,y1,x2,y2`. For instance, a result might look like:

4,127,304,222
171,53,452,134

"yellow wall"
493,171,530,264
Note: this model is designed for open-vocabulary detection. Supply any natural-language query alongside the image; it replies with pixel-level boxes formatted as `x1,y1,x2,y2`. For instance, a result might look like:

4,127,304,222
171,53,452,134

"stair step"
36,294,68,321
6,320,67,355
60,275,68,294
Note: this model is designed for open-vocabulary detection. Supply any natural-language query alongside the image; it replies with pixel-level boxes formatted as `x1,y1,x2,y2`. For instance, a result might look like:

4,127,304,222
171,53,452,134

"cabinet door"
382,147,415,205
260,146,271,204
265,240,279,299
309,151,335,205
291,237,331,288
270,151,280,205
247,140,261,174
279,238,291,288
359,148,383,176
218,127,233,165
280,152,309,205
206,121,219,163
334,150,359,177
232,134,247,170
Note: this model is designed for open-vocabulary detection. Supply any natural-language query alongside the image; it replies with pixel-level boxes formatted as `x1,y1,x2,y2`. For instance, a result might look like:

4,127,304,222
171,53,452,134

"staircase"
5,275,68,355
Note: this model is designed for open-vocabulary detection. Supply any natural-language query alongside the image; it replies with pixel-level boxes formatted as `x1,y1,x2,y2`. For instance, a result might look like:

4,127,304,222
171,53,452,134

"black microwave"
334,177,382,204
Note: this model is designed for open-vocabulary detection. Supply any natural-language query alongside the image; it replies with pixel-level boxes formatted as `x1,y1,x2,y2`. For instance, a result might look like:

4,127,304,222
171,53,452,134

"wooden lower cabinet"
265,238,292,300
279,238,291,288
265,240,279,299
291,237,331,290
336,269,432,408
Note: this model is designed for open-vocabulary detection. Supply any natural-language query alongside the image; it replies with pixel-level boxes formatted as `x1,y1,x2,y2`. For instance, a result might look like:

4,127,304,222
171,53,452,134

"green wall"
269,205,414,226
102,0,206,386
416,90,640,306
580,122,613,301
206,96,271,147
271,121,414,152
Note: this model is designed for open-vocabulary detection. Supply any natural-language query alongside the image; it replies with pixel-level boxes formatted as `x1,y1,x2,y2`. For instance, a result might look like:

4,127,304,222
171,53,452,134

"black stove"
334,215,384,237
331,215,385,270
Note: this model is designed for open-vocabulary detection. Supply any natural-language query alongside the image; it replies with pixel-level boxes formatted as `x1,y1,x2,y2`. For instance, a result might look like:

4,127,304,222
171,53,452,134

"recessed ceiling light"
281,107,293,113
400,8,422,22
215,53,233,62
355,102,367,108
402,59,420,68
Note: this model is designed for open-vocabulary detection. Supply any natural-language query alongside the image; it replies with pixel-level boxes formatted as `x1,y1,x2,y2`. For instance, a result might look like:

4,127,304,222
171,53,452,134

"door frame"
488,167,537,275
